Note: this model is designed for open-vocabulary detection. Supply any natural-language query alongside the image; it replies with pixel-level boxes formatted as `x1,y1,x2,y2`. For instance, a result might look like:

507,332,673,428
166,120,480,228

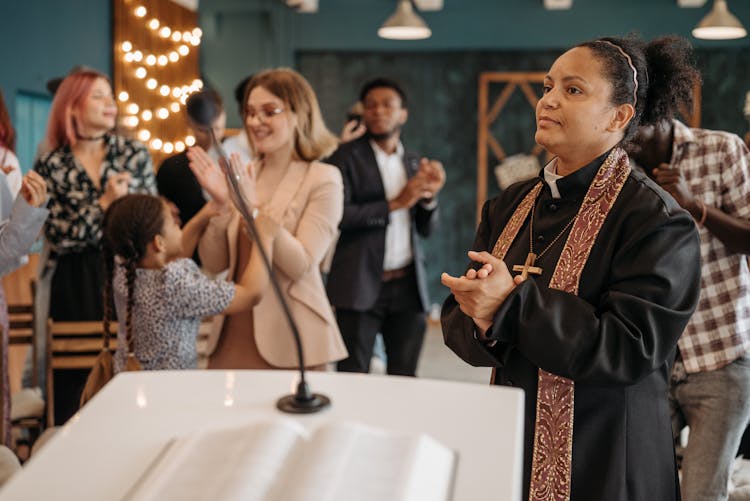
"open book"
123,419,457,501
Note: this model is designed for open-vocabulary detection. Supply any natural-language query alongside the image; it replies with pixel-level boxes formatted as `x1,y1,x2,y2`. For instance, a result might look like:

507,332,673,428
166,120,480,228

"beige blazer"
198,161,348,368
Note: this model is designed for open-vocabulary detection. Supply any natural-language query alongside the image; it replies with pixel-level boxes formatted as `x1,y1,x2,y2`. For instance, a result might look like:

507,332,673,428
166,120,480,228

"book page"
270,421,456,501
124,420,306,501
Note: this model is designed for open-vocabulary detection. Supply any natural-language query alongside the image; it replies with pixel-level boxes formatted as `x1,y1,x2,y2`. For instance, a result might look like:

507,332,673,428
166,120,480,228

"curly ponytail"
578,34,701,141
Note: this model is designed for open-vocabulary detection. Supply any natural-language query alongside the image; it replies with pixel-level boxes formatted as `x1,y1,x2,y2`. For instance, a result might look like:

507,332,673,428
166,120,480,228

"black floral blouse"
34,135,157,254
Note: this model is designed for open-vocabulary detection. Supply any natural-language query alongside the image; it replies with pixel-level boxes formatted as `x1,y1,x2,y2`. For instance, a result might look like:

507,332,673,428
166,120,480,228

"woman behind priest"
34,69,156,424
442,35,702,500
187,68,347,370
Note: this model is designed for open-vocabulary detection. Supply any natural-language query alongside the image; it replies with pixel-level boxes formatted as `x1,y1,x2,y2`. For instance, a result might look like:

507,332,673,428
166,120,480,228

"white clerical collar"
543,158,563,199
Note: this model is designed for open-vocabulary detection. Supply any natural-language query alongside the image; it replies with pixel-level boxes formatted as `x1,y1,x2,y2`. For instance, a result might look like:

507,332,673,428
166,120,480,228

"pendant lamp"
378,0,432,40
692,0,747,40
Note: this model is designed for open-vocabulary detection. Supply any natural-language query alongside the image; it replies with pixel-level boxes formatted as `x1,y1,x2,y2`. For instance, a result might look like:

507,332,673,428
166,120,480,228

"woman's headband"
597,40,638,107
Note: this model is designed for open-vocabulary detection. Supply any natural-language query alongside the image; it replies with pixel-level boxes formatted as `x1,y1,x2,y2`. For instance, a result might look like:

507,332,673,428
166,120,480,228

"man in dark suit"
326,78,445,376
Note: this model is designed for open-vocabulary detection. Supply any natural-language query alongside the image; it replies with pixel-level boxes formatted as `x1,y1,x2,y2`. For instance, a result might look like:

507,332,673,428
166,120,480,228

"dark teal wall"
0,0,112,124
297,48,750,304
200,0,750,127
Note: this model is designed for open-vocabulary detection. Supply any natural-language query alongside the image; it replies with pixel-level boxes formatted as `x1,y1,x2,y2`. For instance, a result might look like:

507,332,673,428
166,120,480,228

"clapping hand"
187,146,230,205
99,172,131,210
20,171,47,208
417,158,446,199
651,163,698,213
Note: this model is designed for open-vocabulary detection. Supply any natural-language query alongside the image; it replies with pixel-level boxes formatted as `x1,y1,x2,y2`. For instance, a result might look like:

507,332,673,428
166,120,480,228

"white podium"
0,370,524,501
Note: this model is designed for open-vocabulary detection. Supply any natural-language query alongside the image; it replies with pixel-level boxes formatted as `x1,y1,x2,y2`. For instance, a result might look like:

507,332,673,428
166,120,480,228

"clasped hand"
441,251,523,334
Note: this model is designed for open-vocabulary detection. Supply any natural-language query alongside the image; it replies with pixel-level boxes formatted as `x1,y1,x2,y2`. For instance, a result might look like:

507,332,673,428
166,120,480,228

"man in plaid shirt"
629,118,750,501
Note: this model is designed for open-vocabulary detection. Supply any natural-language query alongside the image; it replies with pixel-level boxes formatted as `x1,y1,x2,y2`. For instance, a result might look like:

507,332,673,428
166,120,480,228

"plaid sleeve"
719,134,750,220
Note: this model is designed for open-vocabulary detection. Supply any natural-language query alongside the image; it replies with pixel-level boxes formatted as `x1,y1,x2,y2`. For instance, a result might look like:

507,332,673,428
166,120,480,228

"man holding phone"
628,118,750,501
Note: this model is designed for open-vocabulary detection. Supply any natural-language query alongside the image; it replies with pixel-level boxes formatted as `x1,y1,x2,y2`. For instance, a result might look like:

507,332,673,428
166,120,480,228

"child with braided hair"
102,194,278,371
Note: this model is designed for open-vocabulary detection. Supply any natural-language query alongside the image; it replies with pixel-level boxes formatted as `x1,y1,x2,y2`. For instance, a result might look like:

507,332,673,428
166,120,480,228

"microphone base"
277,393,331,414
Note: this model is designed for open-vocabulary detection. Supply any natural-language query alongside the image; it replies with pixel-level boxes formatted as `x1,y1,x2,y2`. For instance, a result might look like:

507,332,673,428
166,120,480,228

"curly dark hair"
101,194,165,358
577,34,701,141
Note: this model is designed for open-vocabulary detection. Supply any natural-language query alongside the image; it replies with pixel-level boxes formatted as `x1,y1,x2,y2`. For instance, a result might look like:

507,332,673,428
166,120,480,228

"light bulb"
146,55,156,66
132,50,143,62
171,31,182,42
185,135,195,147
146,78,157,90
159,85,170,96
121,41,132,52
168,51,179,62
163,142,174,154
124,53,134,63
141,110,153,121
148,18,160,30
151,138,163,150
171,87,182,98
118,91,129,102
178,45,189,56
134,6,147,18
157,107,169,119
126,103,139,114
137,129,151,141
175,141,185,152
159,27,171,38
124,116,139,128
170,102,181,113
157,55,168,66
192,27,203,38
135,67,147,79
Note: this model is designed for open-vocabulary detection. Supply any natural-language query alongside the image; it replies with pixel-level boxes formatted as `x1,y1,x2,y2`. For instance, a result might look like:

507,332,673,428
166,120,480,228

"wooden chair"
6,304,45,456
45,320,117,427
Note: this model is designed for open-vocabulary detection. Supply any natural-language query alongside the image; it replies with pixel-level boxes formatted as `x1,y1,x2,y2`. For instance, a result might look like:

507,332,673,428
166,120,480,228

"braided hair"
577,34,701,142
101,194,165,363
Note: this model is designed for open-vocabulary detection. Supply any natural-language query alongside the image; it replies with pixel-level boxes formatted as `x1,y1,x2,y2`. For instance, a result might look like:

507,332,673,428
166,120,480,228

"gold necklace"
511,194,578,279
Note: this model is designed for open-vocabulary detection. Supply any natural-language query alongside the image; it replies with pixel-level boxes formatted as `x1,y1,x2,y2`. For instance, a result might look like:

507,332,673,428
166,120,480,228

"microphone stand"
208,130,330,413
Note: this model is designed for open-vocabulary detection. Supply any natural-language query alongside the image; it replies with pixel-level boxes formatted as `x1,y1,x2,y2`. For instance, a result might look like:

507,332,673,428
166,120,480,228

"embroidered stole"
489,148,631,501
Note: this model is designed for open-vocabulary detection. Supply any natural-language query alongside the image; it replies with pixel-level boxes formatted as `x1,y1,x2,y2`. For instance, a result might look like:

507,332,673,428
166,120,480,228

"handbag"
79,324,142,406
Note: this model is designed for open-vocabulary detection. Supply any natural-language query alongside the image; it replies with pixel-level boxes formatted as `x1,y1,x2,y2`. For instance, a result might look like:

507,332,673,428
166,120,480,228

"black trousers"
50,249,105,425
336,273,426,376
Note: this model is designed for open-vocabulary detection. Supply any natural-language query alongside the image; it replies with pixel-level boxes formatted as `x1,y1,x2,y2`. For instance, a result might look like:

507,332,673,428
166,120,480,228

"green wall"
298,48,750,304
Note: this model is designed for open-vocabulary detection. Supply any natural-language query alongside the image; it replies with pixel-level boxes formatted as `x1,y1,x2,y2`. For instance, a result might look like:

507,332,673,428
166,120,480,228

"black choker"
75,133,106,141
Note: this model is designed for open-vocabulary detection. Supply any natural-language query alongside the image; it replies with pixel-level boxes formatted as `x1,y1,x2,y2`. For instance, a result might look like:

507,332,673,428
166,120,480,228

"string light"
120,6,204,153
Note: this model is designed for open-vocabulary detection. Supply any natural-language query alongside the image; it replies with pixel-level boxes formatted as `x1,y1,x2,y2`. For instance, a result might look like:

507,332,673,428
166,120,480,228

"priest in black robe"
442,36,702,501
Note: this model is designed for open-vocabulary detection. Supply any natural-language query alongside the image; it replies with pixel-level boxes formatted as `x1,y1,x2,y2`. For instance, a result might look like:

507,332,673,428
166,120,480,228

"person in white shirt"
325,78,445,376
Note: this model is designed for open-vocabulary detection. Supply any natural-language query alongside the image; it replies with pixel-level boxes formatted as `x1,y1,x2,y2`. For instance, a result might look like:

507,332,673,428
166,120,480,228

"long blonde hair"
244,68,337,161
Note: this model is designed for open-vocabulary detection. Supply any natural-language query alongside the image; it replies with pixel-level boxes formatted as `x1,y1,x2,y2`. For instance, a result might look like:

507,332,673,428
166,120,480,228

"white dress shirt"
370,140,413,271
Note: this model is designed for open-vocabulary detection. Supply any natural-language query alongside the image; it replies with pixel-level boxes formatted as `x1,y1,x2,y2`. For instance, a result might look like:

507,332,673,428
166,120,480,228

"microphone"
189,99,330,414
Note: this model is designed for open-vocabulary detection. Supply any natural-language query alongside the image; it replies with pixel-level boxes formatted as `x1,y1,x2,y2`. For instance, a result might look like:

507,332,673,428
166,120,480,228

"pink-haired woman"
34,69,155,424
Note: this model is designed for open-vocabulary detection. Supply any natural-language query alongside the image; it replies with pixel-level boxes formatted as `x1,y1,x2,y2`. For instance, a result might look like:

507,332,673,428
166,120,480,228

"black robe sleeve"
443,184,702,386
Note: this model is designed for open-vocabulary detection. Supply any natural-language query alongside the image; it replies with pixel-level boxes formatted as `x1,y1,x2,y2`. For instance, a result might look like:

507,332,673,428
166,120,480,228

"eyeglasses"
245,105,285,121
